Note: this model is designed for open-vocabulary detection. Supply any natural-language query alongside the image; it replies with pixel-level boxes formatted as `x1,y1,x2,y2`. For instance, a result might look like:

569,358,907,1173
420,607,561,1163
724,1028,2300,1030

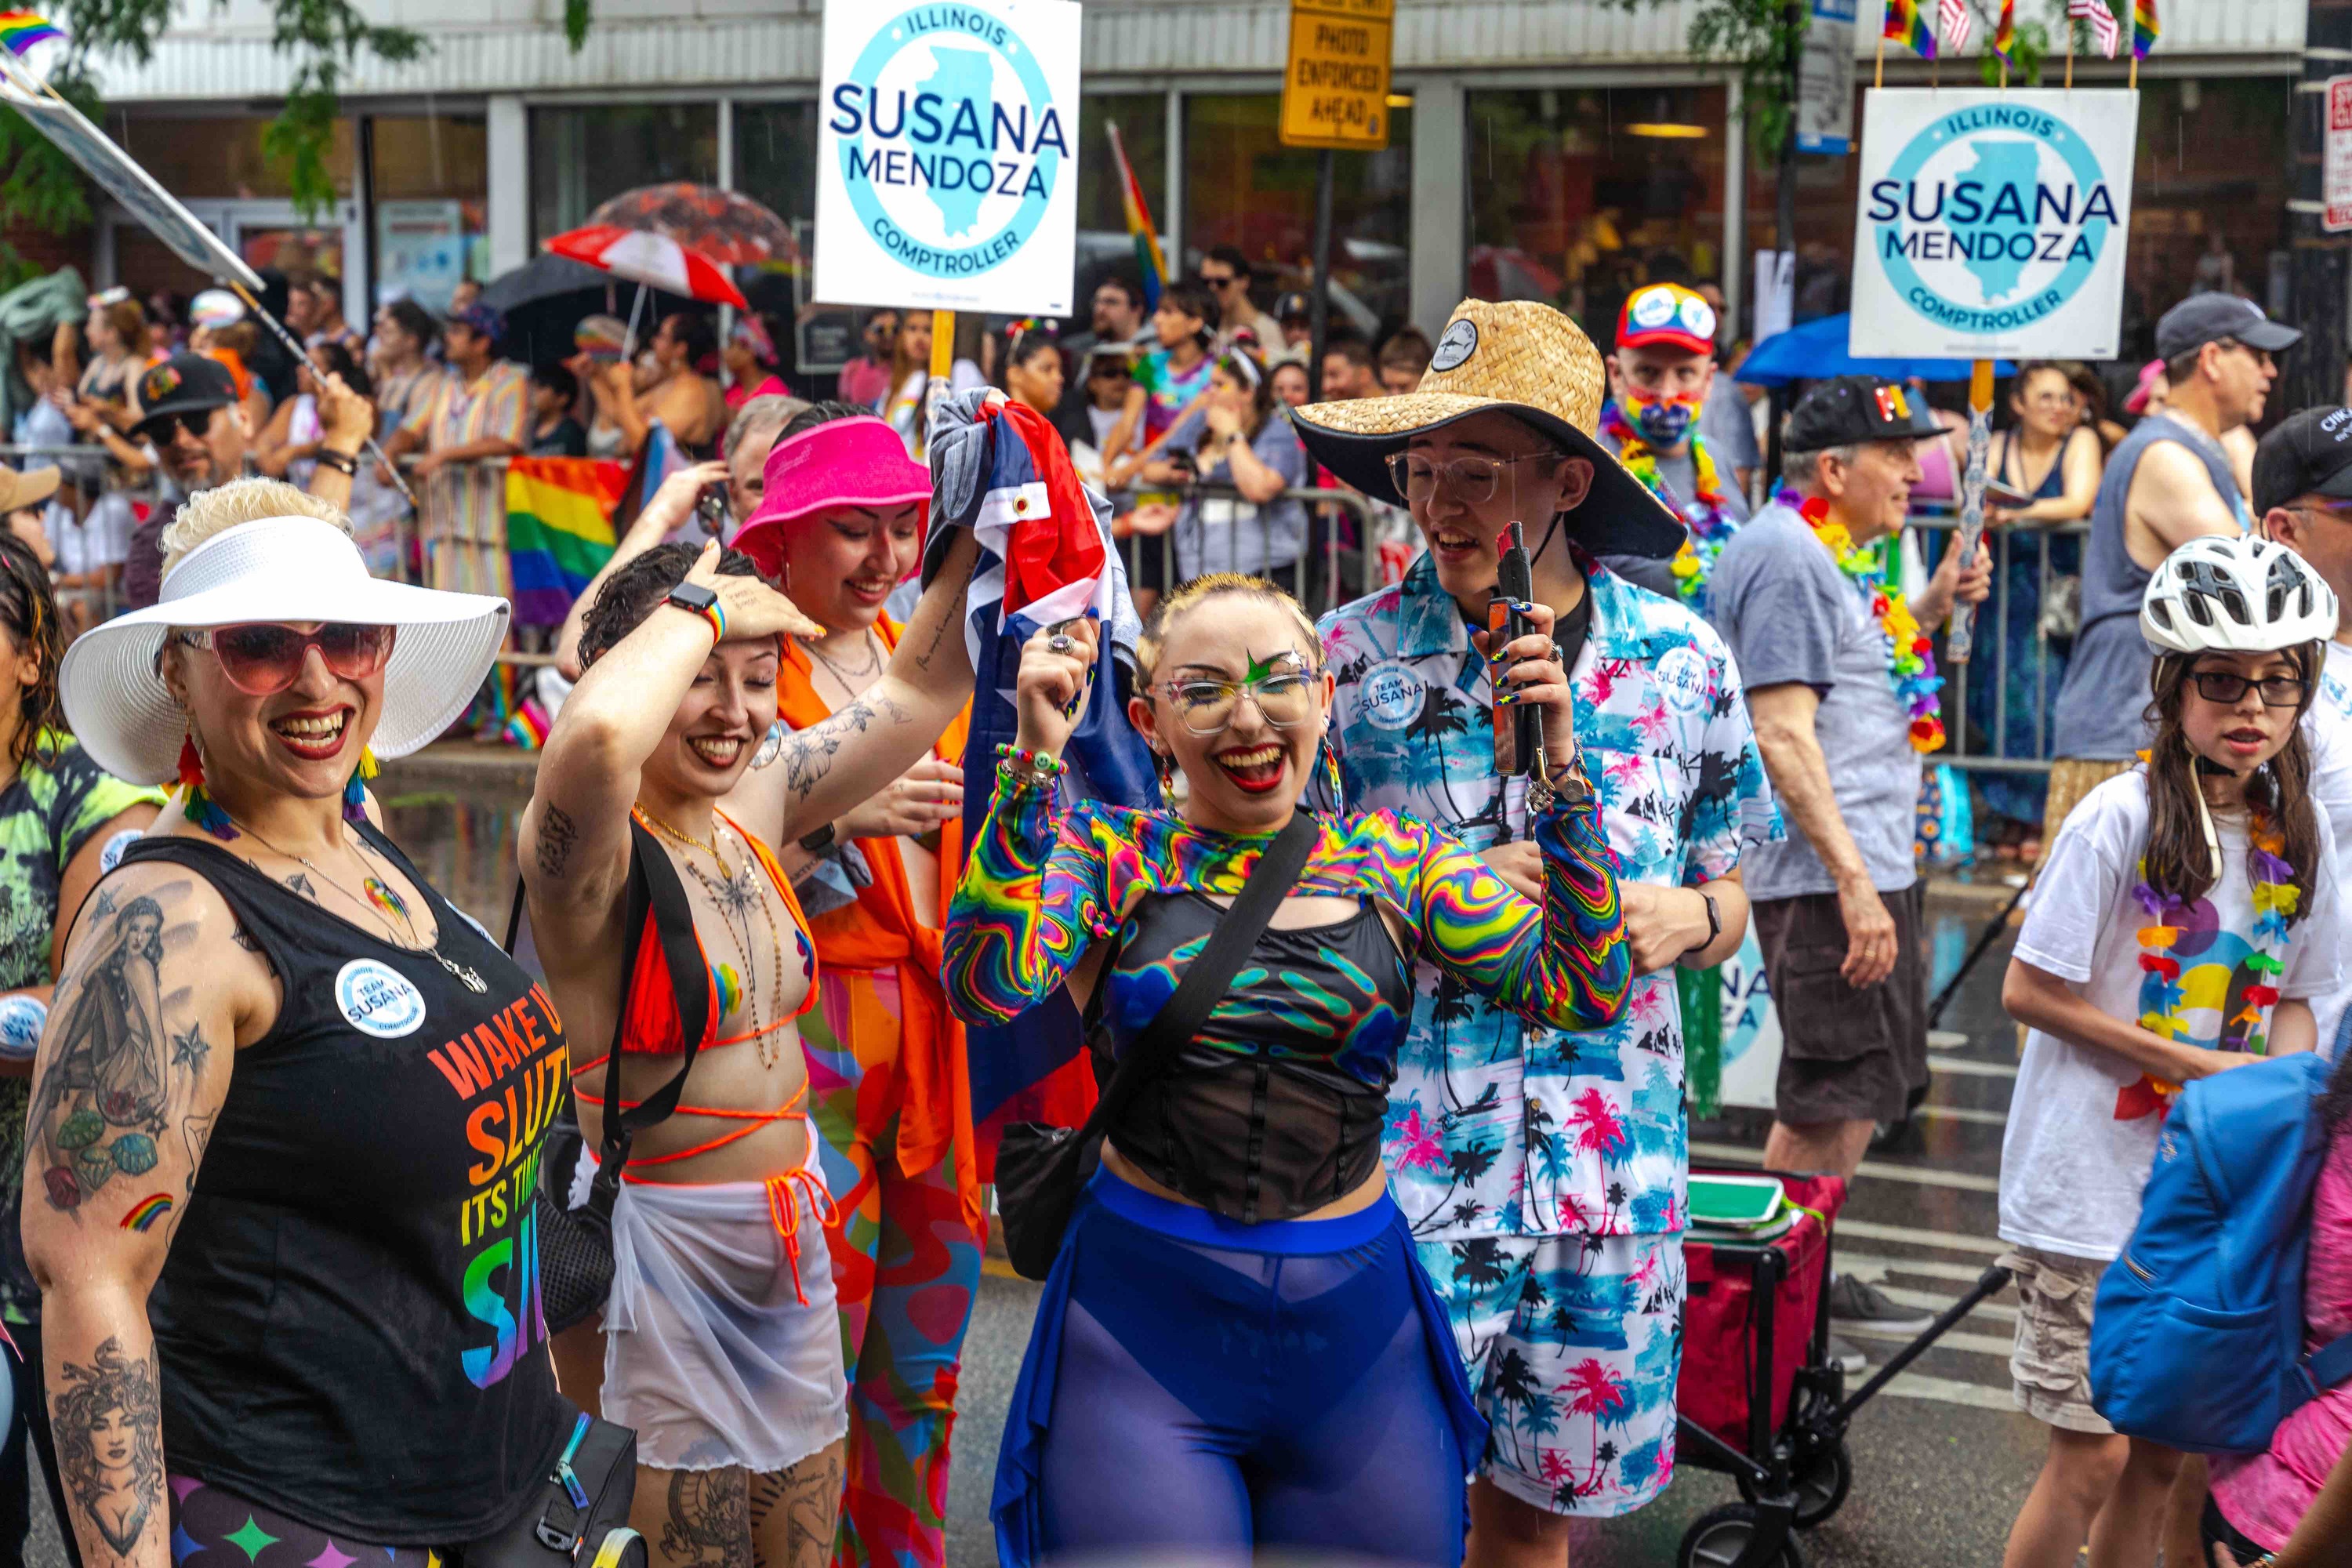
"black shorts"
1754,882,1929,1127
2202,1494,2267,1567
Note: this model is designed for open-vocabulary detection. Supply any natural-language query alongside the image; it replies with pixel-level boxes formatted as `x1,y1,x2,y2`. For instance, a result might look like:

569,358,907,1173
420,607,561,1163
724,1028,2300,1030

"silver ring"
1048,633,1075,655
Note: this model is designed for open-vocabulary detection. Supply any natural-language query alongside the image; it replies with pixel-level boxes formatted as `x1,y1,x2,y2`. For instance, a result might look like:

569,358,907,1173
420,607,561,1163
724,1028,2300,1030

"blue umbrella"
1734,313,2014,387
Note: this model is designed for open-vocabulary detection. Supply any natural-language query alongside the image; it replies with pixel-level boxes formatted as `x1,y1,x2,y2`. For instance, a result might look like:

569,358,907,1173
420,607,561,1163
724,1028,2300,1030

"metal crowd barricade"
1909,512,2092,778
0,441,165,629
1120,481,1383,616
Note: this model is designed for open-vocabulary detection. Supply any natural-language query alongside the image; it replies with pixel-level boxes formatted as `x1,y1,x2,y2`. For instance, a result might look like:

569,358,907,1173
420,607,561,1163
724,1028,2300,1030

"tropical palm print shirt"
1320,550,1772,1242
0,739,163,1318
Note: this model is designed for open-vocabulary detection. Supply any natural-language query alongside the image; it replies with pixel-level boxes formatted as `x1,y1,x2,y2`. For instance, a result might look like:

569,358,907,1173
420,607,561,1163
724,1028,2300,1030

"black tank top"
1090,891,1414,1224
127,824,572,1542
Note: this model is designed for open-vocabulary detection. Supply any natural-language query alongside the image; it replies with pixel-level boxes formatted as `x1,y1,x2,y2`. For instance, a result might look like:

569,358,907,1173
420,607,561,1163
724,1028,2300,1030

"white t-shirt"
2305,639,2352,1058
1998,769,2343,1262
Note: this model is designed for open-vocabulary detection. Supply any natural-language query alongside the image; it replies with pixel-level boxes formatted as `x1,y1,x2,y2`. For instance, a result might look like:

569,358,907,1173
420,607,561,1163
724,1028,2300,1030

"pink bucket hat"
728,416,931,579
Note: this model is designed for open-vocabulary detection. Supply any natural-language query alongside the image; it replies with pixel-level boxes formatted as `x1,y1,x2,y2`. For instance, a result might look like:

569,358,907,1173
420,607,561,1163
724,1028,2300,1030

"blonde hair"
1134,573,1323,684
161,477,351,578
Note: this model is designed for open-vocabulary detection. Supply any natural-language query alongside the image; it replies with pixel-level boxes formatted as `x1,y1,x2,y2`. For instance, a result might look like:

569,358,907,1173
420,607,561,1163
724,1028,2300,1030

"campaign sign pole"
815,0,1083,422
1950,358,1994,662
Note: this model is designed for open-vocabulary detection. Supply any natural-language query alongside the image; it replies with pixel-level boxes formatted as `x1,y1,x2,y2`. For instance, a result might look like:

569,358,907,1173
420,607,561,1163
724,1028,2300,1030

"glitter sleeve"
1382,797,1629,1032
942,784,1113,1025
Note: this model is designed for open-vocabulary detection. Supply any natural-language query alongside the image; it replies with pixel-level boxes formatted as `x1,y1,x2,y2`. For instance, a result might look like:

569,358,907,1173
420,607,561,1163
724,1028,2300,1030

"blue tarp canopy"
1734,313,2015,387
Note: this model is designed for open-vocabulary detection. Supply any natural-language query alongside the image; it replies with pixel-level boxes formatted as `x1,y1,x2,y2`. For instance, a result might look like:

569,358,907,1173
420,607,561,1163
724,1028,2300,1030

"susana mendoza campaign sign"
1849,89,2139,361
814,0,1082,316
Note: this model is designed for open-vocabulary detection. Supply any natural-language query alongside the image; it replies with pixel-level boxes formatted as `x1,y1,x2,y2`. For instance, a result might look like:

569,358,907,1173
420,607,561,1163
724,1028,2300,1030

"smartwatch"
798,822,837,855
666,580,725,643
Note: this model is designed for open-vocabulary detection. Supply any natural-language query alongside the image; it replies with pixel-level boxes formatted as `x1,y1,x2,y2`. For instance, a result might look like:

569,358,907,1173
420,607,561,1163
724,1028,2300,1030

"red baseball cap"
1614,283,1719,358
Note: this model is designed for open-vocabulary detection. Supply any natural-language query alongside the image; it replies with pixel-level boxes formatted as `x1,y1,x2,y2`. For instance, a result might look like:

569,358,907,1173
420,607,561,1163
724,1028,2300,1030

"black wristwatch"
797,822,837,855
1682,887,1721,957
314,446,359,477
666,581,718,616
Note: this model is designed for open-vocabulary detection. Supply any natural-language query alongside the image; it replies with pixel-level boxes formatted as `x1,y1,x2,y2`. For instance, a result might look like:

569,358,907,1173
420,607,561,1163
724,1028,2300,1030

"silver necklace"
230,816,488,994
804,629,882,684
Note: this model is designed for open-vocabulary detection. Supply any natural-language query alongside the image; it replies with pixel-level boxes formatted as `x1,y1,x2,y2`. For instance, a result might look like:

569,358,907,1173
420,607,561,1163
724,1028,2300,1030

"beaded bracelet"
995,742,1068,793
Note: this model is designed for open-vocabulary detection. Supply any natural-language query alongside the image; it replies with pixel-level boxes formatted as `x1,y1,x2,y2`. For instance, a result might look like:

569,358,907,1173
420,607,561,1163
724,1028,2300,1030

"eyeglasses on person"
1384,450,1556,506
2187,670,2307,708
174,622,397,695
1156,663,1320,735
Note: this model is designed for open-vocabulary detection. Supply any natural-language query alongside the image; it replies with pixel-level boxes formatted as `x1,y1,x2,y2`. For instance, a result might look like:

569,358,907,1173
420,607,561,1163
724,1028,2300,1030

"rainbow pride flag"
1883,0,1936,58
506,456,626,627
2132,0,2158,57
1105,120,1167,311
1992,0,2016,67
0,10,61,54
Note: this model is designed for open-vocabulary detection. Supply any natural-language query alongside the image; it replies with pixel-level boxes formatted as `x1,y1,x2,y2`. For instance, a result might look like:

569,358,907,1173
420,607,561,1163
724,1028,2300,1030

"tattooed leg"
632,1465,751,1568
747,1442,842,1568
50,1335,163,1563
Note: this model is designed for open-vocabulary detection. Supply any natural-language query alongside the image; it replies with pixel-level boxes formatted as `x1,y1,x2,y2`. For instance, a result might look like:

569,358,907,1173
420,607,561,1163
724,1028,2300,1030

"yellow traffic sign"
1279,0,1396,151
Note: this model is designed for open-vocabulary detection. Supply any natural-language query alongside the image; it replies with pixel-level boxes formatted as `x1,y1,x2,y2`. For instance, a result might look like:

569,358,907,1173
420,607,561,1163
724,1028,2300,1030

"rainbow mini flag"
1884,0,1936,58
2132,0,2158,57
1993,0,2016,67
0,11,61,55
506,456,626,628
1105,120,1167,311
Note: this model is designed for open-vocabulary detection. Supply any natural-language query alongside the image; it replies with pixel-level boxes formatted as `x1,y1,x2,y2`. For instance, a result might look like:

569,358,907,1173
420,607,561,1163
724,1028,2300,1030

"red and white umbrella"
544,224,748,309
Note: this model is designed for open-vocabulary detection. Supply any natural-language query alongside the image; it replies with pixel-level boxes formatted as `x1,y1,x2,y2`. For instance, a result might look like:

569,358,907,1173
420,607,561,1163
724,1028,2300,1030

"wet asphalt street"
23,764,2053,1567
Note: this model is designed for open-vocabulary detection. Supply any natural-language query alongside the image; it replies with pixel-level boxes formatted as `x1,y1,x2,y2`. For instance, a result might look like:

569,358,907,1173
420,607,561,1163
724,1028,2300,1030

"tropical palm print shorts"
1417,1232,1685,1517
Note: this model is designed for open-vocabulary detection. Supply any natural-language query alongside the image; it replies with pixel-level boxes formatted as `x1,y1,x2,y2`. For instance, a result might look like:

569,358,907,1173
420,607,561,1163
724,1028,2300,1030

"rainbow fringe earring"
1318,733,1348,817
343,747,379,826
176,734,238,841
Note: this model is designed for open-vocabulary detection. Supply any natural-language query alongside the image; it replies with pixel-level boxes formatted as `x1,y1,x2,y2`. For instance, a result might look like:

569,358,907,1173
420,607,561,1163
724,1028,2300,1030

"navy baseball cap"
1784,375,1943,454
129,354,240,437
2154,294,2301,362
2252,406,2352,516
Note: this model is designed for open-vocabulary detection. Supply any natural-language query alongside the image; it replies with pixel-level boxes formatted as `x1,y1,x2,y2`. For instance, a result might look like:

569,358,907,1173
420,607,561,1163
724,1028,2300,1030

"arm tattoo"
661,1468,751,1568
535,804,580,880
777,691,913,807
28,884,191,1214
749,1450,842,1568
53,1336,164,1560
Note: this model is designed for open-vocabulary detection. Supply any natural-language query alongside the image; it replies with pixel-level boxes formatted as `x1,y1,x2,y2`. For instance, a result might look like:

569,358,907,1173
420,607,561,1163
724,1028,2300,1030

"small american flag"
2069,0,2121,56
1938,0,1972,53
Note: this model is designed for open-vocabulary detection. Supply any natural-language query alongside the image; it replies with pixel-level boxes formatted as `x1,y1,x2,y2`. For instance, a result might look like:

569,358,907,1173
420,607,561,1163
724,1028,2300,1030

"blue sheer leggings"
1025,1174,1478,1565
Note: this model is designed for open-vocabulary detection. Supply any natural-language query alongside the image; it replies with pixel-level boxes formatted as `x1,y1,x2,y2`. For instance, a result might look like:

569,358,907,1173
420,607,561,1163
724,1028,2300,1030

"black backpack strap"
1076,811,1318,1142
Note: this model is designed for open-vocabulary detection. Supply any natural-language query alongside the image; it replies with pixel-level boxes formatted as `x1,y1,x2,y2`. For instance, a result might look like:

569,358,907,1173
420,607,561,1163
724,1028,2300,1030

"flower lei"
1600,400,1740,606
2121,817,2297,1120
1772,486,1944,751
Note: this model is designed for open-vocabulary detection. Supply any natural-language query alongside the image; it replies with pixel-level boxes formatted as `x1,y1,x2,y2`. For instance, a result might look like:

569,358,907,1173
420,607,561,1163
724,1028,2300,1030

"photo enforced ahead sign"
1849,89,2139,360
814,0,1082,315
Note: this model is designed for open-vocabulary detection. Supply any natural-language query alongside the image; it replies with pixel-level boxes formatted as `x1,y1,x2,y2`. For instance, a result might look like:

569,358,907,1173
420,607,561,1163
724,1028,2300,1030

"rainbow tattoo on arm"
120,1193,173,1232
1381,798,1629,1031
942,786,1113,1025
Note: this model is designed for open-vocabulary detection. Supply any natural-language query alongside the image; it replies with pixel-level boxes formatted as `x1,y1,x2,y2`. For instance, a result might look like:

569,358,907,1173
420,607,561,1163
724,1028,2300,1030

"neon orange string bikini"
572,809,836,1303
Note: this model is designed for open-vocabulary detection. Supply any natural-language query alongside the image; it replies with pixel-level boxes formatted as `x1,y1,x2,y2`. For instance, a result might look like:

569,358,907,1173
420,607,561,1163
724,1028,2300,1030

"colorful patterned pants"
168,1475,436,1566
802,967,985,1568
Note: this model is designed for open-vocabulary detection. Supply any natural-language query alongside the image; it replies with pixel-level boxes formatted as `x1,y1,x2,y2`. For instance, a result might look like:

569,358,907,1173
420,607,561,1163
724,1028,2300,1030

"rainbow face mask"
1621,388,1701,448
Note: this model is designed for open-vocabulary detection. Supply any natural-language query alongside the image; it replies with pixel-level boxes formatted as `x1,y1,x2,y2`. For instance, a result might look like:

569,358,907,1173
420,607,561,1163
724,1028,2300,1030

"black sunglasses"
143,408,218,442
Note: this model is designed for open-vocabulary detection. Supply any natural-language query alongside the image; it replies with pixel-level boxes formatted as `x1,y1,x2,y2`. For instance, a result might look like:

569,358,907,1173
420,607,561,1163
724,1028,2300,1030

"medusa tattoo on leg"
53,1337,165,1559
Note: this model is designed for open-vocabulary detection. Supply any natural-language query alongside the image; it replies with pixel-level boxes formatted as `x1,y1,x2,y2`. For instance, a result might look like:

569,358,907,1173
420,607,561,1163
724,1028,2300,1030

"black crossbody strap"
1079,811,1317,1139
507,821,712,1167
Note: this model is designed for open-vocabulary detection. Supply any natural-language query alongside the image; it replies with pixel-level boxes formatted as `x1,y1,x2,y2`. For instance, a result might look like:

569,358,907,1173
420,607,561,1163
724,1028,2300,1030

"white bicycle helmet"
2141,535,2339,655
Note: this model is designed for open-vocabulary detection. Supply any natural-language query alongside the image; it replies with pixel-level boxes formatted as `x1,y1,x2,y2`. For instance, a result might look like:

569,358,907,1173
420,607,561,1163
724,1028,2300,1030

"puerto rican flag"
929,393,1157,1132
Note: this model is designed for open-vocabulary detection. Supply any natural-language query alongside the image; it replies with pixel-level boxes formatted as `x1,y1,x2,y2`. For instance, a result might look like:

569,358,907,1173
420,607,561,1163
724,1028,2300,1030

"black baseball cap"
2252,406,2352,516
2154,294,2302,362
130,354,239,437
1784,375,1943,454
1276,291,1313,323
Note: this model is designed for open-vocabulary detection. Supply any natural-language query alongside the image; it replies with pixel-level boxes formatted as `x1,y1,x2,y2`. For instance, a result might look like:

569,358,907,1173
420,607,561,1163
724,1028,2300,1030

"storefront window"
1182,93,1412,336
530,103,720,244
115,114,357,201
1746,94,1864,331
1074,93,1167,322
2123,78,2289,360
1468,87,1727,347
733,100,824,375
370,114,488,313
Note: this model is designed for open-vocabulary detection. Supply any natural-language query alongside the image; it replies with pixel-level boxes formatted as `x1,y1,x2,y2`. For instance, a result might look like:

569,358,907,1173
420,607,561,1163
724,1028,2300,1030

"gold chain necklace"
804,629,882,685
228,815,488,994
636,806,790,1067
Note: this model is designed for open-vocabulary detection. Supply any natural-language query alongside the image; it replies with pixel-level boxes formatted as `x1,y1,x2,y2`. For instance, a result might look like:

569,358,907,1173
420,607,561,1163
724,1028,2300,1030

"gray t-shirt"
1709,499,1922,898
1597,446,1751,602
1700,376,1762,481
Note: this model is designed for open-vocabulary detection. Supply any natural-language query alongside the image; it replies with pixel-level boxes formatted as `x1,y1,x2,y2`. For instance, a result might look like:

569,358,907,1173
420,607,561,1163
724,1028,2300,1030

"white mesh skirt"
602,1152,851,1473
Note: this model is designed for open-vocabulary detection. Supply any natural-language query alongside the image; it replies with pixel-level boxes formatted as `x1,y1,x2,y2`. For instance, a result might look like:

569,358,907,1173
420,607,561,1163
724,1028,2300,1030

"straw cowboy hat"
60,515,510,786
1290,299,1685,559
